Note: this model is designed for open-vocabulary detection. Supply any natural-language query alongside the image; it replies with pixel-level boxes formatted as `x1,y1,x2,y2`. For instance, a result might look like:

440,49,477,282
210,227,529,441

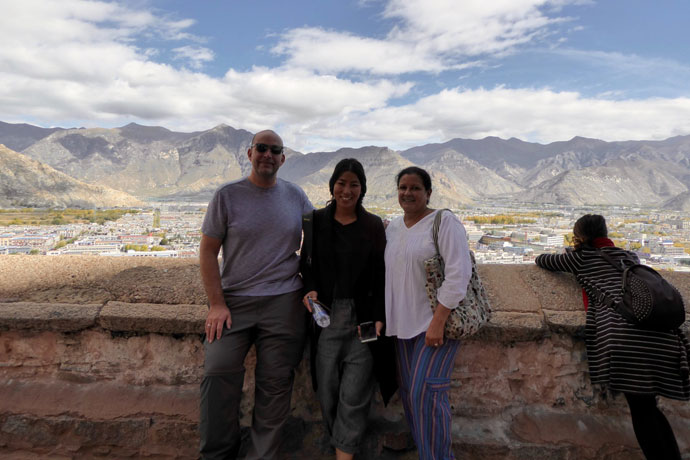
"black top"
301,202,398,405
332,220,358,299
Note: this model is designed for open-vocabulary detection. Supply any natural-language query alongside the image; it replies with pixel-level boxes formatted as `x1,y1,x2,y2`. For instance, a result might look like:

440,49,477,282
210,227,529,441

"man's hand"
375,321,384,336
199,234,228,343
205,302,231,343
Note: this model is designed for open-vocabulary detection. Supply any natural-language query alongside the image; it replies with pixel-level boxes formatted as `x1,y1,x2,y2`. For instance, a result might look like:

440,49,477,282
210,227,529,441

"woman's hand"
425,302,452,347
375,321,384,336
303,291,318,312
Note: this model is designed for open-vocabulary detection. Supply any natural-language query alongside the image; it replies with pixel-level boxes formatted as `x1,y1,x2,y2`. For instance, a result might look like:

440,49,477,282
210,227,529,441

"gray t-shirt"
201,177,313,296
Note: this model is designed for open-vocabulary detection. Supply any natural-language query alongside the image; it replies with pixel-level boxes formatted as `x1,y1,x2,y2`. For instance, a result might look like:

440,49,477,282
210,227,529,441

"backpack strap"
589,248,632,308
596,247,625,272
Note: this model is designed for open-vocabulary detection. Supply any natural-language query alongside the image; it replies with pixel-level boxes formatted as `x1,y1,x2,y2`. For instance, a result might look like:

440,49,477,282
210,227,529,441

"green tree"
153,209,161,228
564,233,574,246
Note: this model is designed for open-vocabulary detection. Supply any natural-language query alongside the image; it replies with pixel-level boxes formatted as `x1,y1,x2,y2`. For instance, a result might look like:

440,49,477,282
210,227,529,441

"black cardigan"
300,202,397,405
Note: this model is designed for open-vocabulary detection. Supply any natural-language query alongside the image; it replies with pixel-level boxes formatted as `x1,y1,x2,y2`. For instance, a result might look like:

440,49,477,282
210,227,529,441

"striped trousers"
395,333,459,460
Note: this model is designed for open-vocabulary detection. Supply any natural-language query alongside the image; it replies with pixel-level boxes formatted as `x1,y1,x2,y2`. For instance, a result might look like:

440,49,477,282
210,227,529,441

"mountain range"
0,144,141,208
2,120,690,210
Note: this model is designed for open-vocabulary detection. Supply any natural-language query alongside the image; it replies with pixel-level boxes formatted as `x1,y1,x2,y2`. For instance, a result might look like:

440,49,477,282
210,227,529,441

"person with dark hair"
384,166,472,459
199,130,314,459
536,214,690,460
300,158,397,459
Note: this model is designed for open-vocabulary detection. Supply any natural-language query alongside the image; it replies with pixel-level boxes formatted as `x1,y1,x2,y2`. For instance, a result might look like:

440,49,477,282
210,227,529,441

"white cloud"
172,46,215,69
383,0,565,55
274,0,576,75
0,0,411,134
273,28,457,75
294,87,690,151
1,0,689,156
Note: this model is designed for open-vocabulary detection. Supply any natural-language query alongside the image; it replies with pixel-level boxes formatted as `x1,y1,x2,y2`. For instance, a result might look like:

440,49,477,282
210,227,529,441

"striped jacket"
536,247,690,400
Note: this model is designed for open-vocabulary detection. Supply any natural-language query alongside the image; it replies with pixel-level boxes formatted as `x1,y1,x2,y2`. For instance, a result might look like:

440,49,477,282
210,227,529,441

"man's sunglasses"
252,143,284,155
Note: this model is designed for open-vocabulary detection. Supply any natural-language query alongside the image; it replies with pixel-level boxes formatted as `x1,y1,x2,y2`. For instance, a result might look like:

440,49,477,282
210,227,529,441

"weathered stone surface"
661,270,690,299
523,264,583,312
0,380,199,420
543,309,586,335
99,301,206,334
1,257,690,459
478,265,541,313
477,311,545,342
0,413,192,458
452,338,592,416
106,264,206,305
509,408,641,455
0,302,101,331
0,255,204,305
0,330,204,385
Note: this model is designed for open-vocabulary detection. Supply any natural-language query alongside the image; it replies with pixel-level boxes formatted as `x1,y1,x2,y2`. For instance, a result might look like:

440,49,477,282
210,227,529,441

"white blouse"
384,210,472,339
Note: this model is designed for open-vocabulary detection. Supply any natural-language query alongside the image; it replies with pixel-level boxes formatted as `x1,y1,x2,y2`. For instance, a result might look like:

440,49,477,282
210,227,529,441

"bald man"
199,130,313,459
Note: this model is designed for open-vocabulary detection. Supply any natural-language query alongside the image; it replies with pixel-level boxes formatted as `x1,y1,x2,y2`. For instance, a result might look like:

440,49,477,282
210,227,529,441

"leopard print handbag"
423,209,491,339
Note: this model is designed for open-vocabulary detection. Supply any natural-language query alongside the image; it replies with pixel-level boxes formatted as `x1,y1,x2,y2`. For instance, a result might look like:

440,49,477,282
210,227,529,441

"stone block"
0,255,201,305
0,414,150,457
476,311,545,342
543,309,586,336
510,406,638,451
0,380,199,420
478,265,540,313
524,265,583,312
0,302,100,331
106,264,207,305
99,301,206,334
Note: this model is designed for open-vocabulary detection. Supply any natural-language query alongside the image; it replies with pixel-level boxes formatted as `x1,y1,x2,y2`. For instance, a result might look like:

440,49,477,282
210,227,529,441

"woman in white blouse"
384,166,471,460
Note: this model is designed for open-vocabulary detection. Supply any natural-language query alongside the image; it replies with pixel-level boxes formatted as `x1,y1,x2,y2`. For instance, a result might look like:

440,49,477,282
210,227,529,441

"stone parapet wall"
1,256,689,459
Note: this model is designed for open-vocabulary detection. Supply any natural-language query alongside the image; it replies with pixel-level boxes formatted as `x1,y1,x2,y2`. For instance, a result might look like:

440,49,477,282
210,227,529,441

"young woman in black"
300,158,397,459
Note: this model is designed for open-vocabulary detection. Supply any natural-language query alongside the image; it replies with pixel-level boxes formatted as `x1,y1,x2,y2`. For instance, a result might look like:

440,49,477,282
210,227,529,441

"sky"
1,0,690,153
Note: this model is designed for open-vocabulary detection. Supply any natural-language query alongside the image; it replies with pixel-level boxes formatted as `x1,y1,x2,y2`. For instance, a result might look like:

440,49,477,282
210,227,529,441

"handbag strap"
431,208,451,256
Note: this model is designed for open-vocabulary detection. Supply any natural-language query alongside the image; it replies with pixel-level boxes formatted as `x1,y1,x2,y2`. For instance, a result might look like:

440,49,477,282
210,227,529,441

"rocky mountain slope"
21,123,255,199
3,121,690,209
0,144,141,208
400,135,690,208
0,121,65,152
279,145,475,208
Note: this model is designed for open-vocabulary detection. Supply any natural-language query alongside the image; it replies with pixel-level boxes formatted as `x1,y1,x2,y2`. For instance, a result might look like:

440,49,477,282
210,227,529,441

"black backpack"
596,249,686,331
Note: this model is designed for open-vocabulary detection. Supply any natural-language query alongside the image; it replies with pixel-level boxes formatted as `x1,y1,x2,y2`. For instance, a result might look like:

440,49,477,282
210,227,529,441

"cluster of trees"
465,214,536,225
0,208,140,226
123,244,167,252
52,236,78,250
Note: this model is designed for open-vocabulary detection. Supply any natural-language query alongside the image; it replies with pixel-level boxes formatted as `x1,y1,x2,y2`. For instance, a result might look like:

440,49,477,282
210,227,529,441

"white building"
539,234,564,247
